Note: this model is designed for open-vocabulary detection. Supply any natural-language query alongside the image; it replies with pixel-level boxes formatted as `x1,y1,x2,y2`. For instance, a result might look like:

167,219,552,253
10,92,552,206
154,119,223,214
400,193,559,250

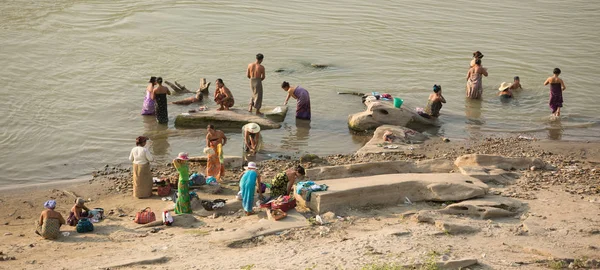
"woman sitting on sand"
141,76,157,115
239,162,263,215
173,152,192,214
270,165,305,198
129,136,154,198
67,198,90,226
36,200,65,239
214,78,234,111
282,81,311,120
243,123,261,155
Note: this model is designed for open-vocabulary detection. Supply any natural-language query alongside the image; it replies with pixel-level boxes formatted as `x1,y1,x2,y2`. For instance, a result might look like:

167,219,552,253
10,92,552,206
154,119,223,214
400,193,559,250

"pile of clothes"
295,181,328,202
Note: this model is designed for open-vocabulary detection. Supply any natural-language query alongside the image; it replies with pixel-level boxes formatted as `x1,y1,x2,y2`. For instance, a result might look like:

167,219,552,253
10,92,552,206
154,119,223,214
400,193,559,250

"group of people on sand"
420,51,565,119
140,53,312,122
35,198,93,239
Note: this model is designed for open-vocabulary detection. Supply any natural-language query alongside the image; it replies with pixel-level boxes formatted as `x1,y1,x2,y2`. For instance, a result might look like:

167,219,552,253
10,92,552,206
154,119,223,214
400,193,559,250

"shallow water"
1,0,599,186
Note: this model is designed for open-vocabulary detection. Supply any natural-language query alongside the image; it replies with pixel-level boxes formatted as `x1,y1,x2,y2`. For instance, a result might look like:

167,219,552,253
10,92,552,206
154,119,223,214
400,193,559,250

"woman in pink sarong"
141,76,156,115
466,59,488,99
281,81,311,120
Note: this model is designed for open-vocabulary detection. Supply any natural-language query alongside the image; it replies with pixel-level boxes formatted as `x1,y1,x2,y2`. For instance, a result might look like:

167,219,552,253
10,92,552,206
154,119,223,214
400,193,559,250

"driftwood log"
164,80,191,94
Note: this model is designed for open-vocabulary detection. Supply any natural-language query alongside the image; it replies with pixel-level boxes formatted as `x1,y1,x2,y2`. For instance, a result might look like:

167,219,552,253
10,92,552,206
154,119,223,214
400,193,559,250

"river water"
1,0,599,186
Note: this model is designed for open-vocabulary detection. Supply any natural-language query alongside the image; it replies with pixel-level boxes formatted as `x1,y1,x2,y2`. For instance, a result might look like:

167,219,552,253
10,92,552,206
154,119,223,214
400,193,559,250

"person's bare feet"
255,110,263,115
217,108,223,111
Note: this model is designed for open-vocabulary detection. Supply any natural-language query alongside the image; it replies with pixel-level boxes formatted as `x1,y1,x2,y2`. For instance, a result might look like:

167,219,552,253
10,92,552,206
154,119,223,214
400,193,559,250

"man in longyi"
247,53,266,115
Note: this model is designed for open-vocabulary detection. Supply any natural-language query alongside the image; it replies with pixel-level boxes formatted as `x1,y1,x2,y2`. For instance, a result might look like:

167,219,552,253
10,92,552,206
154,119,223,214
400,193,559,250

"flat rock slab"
306,158,454,181
98,255,169,269
455,154,545,171
356,125,428,155
348,99,438,131
458,166,520,185
439,196,525,219
435,220,480,234
206,210,307,246
174,106,287,129
294,173,488,214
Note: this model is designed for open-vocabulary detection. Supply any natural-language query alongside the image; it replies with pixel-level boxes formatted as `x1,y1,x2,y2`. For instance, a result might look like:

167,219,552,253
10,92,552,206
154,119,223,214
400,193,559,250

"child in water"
510,76,522,90
497,82,513,98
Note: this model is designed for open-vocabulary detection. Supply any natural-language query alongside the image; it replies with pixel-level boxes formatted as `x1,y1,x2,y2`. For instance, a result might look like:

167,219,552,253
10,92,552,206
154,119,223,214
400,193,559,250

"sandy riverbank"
0,137,599,269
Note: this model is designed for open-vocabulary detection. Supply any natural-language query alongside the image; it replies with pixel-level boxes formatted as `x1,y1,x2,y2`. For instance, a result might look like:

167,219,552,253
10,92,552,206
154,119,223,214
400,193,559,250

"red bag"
270,196,297,212
134,207,156,224
157,185,171,196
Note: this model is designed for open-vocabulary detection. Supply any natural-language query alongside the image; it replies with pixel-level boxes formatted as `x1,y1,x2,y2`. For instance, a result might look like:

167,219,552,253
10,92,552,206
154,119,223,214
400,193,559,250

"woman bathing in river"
544,68,566,117
281,81,311,120
141,76,156,115
466,59,488,99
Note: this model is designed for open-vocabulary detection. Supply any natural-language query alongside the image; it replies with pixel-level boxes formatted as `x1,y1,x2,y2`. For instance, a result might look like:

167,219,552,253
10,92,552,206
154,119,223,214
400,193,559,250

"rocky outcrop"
347,99,438,131
306,159,454,181
454,154,545,171
174,107,287,129
355,125,428,155
438,196,525,219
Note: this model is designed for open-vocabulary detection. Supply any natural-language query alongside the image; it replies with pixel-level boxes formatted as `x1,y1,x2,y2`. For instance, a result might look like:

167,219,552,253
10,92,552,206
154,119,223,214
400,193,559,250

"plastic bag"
272,106,282,113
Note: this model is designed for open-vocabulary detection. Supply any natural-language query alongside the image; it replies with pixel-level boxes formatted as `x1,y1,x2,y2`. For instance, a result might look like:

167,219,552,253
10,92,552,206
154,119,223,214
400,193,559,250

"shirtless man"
206,124,227,148
247,53,265,114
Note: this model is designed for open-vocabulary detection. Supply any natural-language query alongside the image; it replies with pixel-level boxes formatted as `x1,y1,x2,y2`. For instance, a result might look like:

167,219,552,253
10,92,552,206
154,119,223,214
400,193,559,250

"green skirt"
270,172,289,198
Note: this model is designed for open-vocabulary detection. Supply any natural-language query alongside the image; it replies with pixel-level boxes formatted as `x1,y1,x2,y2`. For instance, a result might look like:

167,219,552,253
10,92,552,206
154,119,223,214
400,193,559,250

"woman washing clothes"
214,78,235,111
466,59,488,99
239,162,263,215
497,82,513,98
544,68,566,117
67,198,90,226
129,136,154,198
173,152,192,214
141,76,157,115
418,84,446,119
206,125,227,181
281,81,311,120
270,166,305,198
242,123,261,155
36,200,65,239
153,77,171,124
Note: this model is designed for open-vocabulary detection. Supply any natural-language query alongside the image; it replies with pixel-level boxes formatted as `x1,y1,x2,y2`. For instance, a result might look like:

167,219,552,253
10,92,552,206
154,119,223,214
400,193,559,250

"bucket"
393,98,403,108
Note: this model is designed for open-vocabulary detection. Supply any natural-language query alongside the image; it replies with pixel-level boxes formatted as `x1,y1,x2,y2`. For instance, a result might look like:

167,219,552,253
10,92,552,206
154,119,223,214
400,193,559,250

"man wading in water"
247,53,265,115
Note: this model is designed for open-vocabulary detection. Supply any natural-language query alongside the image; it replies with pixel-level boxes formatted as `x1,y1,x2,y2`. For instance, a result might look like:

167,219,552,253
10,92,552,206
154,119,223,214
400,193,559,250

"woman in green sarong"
271,166,305,198
173,152,192,214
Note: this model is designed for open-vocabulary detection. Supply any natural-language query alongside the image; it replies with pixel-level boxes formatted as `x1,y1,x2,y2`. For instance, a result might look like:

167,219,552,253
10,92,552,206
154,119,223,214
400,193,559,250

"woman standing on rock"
128,136,154,198
173,152,192,214
153,77,171,124
141,76,157,115
270,165,305,198
282,81,311,120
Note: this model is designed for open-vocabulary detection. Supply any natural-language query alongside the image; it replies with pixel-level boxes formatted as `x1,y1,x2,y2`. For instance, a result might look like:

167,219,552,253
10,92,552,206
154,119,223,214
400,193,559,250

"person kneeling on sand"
36,200,65,239
67,198,90,226
239,162,263,215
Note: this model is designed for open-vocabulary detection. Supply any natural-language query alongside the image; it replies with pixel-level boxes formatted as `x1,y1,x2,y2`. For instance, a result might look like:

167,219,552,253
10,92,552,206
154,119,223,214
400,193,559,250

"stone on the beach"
438,196,524,219
356,125,428,155
435,220,479,234
458,166,520,185
348,99,438,131
299,154,322,163
294,173,488,214
454,154,545,171
306,159,454,181
174,106,287,129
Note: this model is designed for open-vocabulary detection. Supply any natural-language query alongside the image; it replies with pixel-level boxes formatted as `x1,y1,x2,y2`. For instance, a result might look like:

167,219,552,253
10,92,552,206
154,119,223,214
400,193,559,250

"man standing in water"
247,53,265,115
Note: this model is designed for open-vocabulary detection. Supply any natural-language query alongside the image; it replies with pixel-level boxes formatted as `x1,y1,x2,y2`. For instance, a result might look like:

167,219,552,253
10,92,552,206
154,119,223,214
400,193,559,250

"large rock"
348,99,438,131
454,154,545,171
294,173,488,214
438,196,525,219
306,159,454,180
458,166,520,185
356,125,428,155
174,106,287,129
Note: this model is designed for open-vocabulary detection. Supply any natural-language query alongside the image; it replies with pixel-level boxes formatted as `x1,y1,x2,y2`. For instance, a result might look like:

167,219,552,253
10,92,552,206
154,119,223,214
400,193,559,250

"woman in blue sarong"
239,162,263,215
281,81,311,120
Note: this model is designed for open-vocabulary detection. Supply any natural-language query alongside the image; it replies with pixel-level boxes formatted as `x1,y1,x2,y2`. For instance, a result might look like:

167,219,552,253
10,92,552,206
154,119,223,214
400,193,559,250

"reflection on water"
465,99,484,126
547,118,563,140
279,120,311,151
295,119,311,141
141,116,170,157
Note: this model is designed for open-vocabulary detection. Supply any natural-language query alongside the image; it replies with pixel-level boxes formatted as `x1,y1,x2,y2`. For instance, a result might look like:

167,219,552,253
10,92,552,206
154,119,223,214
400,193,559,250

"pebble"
3,233,12,236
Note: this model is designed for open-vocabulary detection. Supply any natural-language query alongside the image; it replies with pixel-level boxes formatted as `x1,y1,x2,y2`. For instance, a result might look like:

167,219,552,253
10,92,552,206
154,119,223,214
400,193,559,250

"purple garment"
293,86,311,120
549,83,563,113
141,90,155,115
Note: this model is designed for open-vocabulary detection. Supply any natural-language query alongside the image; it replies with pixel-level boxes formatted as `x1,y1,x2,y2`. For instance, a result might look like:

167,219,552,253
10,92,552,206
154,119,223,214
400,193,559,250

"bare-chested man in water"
247,53,265,115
